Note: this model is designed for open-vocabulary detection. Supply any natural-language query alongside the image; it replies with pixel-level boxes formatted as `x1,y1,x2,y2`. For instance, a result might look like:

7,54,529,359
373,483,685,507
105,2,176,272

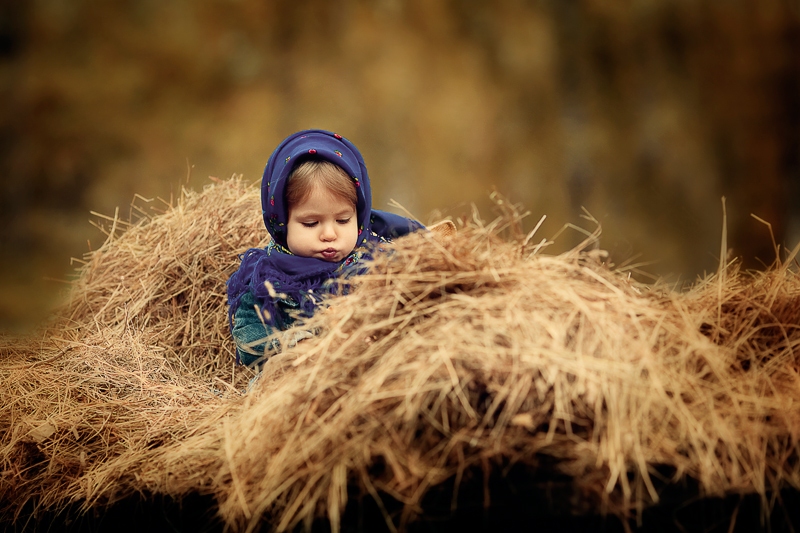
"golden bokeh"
1,0,798,331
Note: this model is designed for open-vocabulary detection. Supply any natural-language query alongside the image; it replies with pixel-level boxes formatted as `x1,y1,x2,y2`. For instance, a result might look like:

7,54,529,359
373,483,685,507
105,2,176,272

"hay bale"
0,177,259,519
2,176,799,531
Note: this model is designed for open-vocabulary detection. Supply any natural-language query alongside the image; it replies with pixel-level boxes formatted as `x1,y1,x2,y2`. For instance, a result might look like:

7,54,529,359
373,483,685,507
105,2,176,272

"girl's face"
286,185,358,262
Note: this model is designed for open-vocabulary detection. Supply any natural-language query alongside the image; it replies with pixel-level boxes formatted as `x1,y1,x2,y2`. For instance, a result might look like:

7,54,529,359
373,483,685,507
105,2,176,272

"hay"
2,176,800,531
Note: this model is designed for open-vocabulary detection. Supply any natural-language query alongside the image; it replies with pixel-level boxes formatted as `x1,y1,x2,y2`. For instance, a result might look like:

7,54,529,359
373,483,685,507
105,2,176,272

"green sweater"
231,291,299,366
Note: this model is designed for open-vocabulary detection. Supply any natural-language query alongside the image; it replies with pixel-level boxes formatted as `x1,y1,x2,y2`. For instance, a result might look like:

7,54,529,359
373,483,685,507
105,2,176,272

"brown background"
1,0,799,332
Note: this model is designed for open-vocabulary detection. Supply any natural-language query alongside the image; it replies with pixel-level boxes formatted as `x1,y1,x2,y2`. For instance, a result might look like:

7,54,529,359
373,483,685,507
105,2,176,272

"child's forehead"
291,185,356,211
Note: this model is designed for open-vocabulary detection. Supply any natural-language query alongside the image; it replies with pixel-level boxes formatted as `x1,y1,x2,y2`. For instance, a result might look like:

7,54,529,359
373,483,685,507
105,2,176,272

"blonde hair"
286,160,357,209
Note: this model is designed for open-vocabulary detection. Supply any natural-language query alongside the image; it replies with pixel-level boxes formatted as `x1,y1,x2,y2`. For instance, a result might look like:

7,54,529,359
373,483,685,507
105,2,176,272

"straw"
2,176,799,532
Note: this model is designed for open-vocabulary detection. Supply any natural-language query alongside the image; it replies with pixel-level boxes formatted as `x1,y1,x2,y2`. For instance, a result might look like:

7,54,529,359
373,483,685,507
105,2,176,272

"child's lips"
320,248,338,260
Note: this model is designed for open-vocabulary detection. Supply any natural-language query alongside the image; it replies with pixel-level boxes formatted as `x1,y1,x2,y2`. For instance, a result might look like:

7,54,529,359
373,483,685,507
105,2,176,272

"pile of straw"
2,176,799,531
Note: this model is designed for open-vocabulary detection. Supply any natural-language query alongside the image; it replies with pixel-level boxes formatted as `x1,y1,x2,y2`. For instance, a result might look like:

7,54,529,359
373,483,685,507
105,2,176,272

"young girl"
226,129,424,366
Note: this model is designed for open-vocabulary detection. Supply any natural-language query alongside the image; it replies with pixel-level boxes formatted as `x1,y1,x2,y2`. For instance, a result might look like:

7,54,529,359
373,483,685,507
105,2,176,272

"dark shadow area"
2,492,223,533
6,463,799,532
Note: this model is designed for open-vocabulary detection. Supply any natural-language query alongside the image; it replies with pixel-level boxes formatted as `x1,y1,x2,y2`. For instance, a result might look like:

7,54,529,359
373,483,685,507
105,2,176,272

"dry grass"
2,176,799,531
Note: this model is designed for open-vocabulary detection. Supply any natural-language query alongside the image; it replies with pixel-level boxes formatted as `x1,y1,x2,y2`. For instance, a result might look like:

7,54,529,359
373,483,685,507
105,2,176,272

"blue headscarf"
226,129,423,326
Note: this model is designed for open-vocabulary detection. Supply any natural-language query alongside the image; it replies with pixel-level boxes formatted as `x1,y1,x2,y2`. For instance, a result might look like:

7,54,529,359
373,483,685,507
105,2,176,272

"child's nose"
320,223,336,241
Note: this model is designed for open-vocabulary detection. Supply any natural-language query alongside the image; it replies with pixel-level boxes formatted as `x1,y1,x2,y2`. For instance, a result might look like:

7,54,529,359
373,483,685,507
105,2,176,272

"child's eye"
336,218,351,225
301,221,318,228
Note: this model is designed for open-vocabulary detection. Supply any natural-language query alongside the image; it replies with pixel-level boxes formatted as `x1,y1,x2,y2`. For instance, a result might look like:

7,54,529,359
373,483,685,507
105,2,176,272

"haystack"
2,176,799,531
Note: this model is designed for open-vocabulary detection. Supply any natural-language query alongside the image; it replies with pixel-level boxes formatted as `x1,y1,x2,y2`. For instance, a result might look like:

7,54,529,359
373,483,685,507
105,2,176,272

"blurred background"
1,0,799,333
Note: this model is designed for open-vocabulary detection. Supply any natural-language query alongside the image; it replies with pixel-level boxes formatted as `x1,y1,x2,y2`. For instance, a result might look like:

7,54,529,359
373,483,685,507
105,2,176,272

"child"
226,129,424,366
